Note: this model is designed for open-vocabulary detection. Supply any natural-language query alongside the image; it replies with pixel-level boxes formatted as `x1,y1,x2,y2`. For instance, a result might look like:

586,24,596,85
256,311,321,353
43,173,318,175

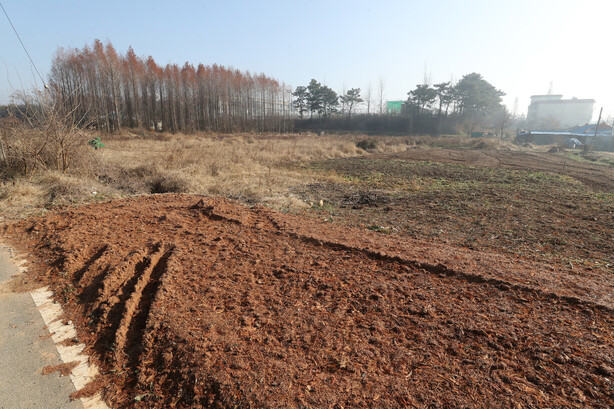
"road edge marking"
30,286,110,409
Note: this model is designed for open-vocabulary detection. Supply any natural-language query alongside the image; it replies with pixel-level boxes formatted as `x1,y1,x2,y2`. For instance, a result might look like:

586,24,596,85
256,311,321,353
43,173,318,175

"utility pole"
594,107,603,140
585,107,604,153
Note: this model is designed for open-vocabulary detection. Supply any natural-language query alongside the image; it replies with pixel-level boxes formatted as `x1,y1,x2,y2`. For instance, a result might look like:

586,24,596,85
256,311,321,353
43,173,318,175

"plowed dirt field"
299,150,614,275
5,194,614,408
374,148,614,193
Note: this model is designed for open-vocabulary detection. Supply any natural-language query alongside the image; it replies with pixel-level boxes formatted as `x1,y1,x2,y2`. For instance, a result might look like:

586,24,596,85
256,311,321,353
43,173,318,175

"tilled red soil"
302,151,614,275
5,194,614,408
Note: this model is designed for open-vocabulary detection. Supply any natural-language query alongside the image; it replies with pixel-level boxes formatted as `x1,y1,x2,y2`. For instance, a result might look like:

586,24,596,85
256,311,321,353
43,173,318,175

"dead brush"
0,170,118,218
97,133,382,208
0,90,98,178
0,131,424,217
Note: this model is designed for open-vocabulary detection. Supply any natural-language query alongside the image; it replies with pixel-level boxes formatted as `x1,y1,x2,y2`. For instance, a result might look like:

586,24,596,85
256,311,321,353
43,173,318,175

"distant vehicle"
567,138,582,149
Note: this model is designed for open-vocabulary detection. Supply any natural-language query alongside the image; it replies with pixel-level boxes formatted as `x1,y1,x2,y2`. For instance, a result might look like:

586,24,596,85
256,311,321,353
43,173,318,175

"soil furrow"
288,231,613,313
113,244,165,364
73,244,109,283
122,246,173,368
7,194,613,408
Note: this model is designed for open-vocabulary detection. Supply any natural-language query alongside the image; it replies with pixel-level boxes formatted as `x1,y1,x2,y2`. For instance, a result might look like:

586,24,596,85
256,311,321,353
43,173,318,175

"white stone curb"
30,287,110,409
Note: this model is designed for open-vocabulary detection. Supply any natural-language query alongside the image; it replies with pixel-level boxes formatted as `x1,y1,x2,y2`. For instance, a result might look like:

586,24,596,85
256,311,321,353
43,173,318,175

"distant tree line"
405,73,507,134
292,73,508,136
0,104,27,119
46,40,293,133
3,41,508,137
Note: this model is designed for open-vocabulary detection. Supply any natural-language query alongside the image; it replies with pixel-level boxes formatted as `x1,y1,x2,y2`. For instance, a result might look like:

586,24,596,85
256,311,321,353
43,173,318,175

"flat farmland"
296,149,614,274
4,137,614,408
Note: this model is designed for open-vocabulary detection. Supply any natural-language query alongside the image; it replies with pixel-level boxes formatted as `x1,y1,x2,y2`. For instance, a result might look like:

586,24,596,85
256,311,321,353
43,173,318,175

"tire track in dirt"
73,245,109,284
89,249,151,357
120,245,174,369
56,241,177,374
112,245,164,363
6,195,614,408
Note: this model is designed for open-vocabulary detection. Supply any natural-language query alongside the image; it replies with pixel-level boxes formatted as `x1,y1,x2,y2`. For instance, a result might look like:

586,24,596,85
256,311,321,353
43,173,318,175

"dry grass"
0,132,521,219
96,133,412,209
0,172,118,220
401,135,520,150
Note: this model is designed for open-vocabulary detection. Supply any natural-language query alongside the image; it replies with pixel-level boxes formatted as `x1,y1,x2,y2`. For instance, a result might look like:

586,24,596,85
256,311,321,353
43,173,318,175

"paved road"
0,245,82,409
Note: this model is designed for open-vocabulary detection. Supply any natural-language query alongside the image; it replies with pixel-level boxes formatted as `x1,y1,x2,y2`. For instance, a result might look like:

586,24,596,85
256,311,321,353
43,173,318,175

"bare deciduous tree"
1,89,96,175
48,40,294,134
377,77,385,115
497,106,512,139
364,82,373,115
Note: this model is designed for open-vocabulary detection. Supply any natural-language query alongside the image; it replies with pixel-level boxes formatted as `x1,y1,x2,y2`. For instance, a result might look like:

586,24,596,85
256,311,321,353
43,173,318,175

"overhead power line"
0,1,47,88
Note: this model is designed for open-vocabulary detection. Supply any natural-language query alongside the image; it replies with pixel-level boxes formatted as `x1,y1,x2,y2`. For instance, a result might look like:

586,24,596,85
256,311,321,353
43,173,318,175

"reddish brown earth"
41,361,79,377
5,194,614,408
299,151,614,275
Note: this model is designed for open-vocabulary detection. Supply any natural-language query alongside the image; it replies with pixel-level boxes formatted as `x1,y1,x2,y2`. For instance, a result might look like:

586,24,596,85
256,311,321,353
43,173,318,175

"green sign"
386,100,403,114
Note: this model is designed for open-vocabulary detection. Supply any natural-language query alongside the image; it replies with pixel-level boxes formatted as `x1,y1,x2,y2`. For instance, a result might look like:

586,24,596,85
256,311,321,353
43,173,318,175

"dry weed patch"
0,132,523,220
97,133,412,207
0,132,414,218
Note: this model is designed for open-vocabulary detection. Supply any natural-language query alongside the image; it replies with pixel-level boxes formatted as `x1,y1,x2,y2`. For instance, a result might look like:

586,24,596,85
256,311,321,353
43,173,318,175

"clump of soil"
41,361,79,377
340,190,390,209
5,194,614,408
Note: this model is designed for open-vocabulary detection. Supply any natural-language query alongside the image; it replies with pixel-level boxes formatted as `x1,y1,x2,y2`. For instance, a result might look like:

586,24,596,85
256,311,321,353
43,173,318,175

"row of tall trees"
47,42,505,136
48,40,293,133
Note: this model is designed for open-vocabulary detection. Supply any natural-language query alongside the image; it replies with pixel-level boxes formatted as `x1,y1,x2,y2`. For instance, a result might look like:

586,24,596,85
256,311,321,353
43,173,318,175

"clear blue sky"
1,0,613,121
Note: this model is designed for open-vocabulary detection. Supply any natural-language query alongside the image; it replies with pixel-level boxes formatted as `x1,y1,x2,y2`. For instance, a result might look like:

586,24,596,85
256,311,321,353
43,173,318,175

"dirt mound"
6,194,614,408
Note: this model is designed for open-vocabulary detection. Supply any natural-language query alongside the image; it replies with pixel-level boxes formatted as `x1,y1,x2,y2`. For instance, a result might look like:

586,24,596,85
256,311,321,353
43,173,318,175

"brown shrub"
148,174,190,194
0,92,96,177
97,164,189,194
356,139,378,150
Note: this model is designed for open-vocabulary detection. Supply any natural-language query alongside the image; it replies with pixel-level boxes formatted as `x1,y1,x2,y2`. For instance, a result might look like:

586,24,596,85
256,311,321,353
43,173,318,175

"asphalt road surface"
0,245,82,409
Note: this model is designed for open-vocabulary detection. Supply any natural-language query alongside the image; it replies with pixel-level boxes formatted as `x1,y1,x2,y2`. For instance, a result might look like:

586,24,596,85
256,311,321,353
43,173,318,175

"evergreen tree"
407,84,437,114
340,88,363,118
321,86,339,118
292,86,308,119
306,79,324,118
453,73,505,116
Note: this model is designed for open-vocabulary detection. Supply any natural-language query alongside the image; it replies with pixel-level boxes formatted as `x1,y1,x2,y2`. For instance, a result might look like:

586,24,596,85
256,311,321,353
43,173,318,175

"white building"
527,95,594,130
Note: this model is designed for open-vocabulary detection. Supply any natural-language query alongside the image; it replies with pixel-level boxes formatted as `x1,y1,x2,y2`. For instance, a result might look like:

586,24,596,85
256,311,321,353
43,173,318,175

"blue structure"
517,123,614,151
567,123,613,137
